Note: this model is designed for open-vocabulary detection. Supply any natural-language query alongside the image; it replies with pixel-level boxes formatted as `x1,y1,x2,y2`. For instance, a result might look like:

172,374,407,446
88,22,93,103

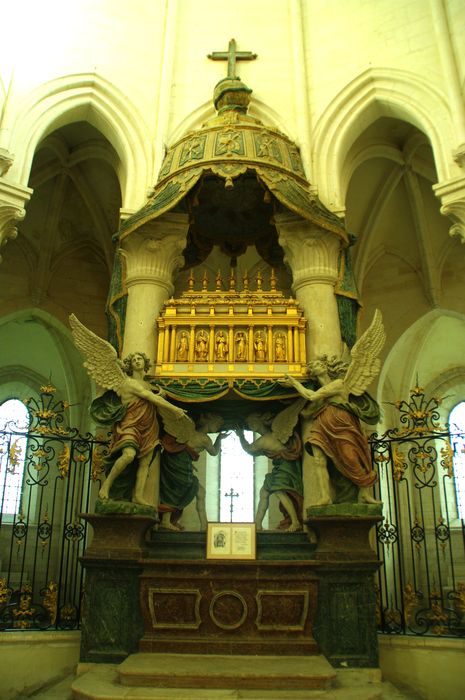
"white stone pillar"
275,212,343,359
121,212,189,362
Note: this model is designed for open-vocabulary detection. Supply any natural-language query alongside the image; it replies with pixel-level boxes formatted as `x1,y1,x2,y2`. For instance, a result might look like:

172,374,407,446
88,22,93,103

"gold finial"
229,268,236,291
202,270,209,291
188,268,195,291
270,268,277,291
242,269,249,291
215,269,222,290
256,270,263,291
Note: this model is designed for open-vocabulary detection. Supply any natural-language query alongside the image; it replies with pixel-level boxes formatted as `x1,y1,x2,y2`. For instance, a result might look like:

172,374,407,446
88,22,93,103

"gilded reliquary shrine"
155,267,306,379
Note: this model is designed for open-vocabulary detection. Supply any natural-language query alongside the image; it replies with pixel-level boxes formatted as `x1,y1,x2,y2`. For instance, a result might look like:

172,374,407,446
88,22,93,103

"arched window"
449,401,465,520
0,399,30,517
219,431,254,522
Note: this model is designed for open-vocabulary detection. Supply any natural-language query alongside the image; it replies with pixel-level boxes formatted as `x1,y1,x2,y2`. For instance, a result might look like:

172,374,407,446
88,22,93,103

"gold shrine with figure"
155,268,307,378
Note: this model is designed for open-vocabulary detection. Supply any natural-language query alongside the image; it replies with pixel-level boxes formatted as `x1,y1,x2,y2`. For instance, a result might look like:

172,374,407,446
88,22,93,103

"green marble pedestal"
306,503,382,562
79,511,157,663
306,504,383,668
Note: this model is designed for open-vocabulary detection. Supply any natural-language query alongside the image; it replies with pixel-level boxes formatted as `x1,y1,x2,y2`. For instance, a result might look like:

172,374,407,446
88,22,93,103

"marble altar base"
79,515,382,668
139,559,319,656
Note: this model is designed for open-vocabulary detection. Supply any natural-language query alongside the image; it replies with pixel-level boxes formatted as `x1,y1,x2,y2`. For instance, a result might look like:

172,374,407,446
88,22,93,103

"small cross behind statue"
224,487,239,522
208,38,257,79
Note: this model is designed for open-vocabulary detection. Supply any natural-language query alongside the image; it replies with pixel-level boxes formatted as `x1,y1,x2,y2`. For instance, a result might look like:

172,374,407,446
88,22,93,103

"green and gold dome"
118,76,348,250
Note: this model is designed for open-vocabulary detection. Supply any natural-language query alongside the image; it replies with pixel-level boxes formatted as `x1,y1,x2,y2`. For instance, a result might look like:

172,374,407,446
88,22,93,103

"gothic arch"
0,308,92,429
312,68,456,210
8,74,152,209
342,132,436,206
0,366,53,403
378,309,465,408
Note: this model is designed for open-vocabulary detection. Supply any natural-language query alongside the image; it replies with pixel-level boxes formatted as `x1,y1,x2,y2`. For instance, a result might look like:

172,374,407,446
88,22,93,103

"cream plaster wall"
379,635,465,700
0,631,80,700
2,1,464,203
305,0,455,123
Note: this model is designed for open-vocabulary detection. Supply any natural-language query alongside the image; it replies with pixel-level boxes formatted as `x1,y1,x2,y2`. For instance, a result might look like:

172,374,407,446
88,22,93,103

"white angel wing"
157,404,197,444
69,314,126,392
271,397,307,444
344,309,386,396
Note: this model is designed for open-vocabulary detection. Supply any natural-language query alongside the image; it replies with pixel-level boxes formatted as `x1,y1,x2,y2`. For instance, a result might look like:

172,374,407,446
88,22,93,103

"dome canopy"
119,77,348,250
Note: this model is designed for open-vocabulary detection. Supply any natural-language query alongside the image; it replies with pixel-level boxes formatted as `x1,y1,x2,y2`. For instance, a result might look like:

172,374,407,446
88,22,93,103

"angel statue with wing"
158,412,230,531
280,310,385,506
236,398,307,532
69,314,186,508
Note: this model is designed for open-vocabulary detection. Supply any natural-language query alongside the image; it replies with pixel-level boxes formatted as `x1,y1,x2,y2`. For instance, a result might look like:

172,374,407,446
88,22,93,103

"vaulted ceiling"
1,115,464,368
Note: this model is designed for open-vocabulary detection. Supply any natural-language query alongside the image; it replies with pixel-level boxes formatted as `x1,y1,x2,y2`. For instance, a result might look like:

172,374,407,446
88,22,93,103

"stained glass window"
219,431,254,522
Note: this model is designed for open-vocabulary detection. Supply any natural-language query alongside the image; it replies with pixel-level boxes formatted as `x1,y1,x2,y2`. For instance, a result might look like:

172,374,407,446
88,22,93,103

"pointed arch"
313,68,457,210
378,309,465,408
0,308,93,429
8,74,152,209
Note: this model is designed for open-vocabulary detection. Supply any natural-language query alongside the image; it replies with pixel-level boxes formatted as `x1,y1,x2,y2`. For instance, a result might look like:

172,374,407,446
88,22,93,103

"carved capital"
433,175,465,243
0,148,14,177
275,212,342,289
121,212,189,287
452,143,465,169
0,205,24,260
0,180,33,262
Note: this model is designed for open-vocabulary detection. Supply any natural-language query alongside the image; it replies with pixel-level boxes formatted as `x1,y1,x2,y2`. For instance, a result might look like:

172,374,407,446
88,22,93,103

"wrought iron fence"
0,385,108,631
1,383,464,638
371,385,465,637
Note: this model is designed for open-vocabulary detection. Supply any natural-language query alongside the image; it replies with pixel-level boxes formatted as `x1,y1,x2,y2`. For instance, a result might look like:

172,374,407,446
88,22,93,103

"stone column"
120,212,189,362
275,211,343,359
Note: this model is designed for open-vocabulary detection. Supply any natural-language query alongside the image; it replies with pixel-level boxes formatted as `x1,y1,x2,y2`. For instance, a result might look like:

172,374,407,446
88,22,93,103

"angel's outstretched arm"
309,379,346,402
236,429,261,456
132,385,186,418
280,375,316,401
205,432,231,457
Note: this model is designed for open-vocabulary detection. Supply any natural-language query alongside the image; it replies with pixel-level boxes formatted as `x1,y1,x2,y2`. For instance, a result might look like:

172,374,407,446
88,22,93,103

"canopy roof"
118,77,349,252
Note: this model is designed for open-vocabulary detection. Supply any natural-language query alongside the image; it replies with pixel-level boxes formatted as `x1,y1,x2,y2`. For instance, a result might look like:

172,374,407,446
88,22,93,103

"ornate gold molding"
155,268,307,378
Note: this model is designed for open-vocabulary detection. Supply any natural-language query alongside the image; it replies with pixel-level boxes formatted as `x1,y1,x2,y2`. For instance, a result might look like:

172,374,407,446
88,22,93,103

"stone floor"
18,666,423,700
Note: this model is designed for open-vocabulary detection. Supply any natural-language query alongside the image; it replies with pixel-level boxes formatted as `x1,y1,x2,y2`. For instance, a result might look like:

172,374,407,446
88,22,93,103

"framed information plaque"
206,522,256,560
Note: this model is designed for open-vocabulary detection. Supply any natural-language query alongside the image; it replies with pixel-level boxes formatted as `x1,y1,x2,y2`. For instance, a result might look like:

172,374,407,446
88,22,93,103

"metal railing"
371,386,465,637
0,385,107,630
1,383,464,637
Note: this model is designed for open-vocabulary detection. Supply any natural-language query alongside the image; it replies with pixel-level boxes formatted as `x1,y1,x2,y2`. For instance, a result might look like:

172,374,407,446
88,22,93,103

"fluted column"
121,212,189,362
275,212,343,359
